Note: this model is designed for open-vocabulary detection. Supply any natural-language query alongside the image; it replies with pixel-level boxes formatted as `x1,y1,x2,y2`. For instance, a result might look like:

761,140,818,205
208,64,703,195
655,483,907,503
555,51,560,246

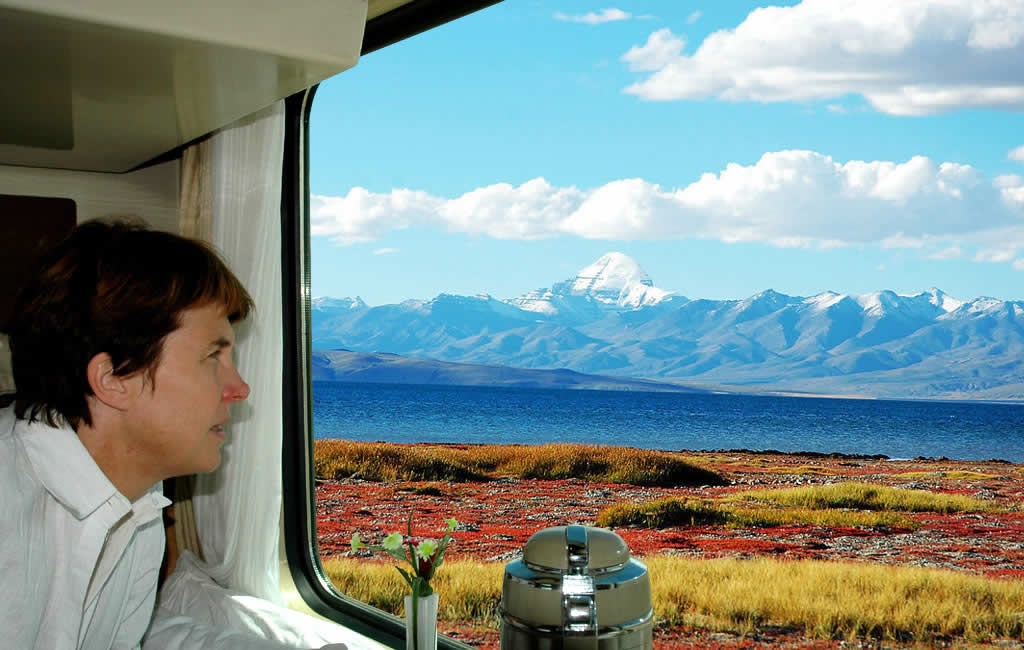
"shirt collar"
11,410,170,519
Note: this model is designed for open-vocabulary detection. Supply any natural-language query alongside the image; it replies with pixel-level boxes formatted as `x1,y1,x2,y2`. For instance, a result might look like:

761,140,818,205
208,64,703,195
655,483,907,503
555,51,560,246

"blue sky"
309,1,1024,306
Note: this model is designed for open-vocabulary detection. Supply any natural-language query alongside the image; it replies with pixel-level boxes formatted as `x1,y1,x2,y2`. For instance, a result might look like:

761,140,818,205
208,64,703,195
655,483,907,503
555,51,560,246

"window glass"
308,2,1024,648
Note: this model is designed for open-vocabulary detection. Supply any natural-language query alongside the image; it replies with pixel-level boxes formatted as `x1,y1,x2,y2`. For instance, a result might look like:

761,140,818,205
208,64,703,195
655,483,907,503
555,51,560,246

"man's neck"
77,419,155,502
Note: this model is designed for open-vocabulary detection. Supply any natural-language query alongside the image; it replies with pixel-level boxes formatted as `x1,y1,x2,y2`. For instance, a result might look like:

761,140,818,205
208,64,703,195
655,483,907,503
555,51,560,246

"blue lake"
312,381,1024,462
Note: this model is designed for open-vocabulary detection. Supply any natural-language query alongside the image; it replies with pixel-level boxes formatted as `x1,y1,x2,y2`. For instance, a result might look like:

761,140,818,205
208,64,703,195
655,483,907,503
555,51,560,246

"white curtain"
155,100,385,650
193,100,286,603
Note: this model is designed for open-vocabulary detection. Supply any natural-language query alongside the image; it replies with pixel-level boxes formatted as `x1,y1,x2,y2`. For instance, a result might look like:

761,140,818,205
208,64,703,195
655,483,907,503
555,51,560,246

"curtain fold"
192,100,286,603
179,138,212,241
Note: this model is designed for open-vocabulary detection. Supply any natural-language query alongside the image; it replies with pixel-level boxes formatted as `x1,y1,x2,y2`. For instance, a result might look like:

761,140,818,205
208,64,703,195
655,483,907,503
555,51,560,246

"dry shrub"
726,506,916,530
314,441,726,487
729,481,996,513
313,440,488,482
597,499,915,530
597,497,729,528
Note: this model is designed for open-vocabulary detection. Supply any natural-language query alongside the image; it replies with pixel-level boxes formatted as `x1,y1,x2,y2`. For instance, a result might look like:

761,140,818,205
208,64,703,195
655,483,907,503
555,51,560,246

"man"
0,219,344,650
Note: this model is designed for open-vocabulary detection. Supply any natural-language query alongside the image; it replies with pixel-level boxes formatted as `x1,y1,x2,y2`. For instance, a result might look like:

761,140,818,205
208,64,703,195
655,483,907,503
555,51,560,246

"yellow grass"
320,556,1024,643
728,481,997,513
647,557,1024,642
726,506,916,529
322,558,504,627
894,470,999,481
313,440,725,487
596,496,917,530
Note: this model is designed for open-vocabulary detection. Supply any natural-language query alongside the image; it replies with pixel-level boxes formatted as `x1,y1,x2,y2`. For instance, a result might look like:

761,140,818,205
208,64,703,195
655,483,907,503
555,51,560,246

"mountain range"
311,252,1024,400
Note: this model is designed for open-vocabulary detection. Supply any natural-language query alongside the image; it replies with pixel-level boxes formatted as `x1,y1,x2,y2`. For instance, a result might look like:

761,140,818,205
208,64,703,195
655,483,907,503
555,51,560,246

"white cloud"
622,29,686,72
928,246,963,260
373,248,399,256
621,0,1024,115
1010,145,1024,162
554,8,631,25
975,248,1017,264
310,188,442,243
998,174,1024,208
311,150,1024,278
686,11,702,25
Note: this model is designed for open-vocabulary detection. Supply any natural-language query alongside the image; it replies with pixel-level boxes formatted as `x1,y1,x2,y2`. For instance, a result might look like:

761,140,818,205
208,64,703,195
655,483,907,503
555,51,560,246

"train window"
292,2,1024,648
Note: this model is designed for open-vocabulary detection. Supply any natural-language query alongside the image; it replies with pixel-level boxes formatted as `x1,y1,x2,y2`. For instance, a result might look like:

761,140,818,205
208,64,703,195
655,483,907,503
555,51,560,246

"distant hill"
312,349,711,394
312,252,1024,401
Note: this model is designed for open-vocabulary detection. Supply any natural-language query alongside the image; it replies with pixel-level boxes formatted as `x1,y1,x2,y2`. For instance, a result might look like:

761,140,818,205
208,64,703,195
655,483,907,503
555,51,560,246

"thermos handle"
562,525,598,643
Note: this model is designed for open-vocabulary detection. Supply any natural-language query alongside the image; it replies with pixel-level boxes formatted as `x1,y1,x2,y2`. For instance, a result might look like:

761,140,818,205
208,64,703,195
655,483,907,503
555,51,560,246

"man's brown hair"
4,218,254,429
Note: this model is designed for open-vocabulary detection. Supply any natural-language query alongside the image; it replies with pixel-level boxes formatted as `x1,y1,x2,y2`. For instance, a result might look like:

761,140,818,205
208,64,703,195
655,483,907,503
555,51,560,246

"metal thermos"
499,525,653,650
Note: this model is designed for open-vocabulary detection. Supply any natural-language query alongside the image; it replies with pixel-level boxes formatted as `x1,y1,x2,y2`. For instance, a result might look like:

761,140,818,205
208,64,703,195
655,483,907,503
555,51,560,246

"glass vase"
404,592,439,650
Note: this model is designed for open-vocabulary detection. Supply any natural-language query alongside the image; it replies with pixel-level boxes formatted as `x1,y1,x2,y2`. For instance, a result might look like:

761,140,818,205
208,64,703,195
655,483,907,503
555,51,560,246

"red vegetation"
316,451,1024,649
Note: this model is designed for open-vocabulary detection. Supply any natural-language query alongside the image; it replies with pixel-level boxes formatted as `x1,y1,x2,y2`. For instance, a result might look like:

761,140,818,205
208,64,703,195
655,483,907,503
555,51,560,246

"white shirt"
0,405,170,650
0,405,353,650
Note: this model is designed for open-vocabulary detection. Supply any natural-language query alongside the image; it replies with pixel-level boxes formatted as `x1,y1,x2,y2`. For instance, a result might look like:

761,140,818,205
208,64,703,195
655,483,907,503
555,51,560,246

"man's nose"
223,368,251,402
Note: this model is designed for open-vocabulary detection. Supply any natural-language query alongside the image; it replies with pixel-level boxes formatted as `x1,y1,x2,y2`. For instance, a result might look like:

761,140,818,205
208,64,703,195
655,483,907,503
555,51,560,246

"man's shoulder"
0,406,80,509
0,413,46,532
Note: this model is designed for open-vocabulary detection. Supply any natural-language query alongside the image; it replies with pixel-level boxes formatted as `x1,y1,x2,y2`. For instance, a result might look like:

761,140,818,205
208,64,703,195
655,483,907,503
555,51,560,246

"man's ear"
86,353,134,411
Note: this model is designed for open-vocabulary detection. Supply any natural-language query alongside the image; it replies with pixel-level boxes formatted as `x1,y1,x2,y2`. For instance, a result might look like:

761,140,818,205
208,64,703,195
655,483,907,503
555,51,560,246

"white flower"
382,532,404,551
416,539,439,561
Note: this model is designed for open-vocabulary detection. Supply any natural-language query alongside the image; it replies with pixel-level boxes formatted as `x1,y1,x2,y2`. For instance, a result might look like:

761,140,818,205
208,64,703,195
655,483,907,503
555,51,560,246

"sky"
308,0,1024,306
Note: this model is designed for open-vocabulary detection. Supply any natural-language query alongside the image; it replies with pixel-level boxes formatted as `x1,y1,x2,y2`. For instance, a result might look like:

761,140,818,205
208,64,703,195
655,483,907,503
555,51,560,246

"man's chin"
194,447,225,474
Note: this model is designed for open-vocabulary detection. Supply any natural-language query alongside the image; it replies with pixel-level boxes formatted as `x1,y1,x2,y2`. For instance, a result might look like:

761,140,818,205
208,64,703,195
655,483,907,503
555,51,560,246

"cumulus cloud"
311,188,442,243
1010,145,1024,162
621,0,1024,115
312,150,1024,276
998,174,1024,209
554,8,631,25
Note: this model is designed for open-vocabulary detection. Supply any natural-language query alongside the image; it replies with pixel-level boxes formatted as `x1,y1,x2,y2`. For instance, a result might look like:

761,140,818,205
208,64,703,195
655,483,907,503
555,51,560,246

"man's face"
125,302,250,479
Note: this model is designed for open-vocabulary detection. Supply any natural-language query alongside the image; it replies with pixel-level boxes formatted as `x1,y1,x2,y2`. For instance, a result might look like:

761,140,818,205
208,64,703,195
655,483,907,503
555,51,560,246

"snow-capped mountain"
310,254,1024,400
312,296,366,312
509,252,677,319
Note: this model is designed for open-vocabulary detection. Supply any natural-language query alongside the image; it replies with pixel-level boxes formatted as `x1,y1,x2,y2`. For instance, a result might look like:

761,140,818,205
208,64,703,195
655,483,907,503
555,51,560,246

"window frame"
279,2,501,644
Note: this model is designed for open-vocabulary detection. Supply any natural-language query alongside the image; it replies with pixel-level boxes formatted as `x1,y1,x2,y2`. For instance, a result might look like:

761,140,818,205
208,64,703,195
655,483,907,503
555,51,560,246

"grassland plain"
314,442,1024,649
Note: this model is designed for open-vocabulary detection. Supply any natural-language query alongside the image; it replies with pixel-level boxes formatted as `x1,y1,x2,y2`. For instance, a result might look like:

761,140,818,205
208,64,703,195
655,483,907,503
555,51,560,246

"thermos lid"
523,525,630,573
